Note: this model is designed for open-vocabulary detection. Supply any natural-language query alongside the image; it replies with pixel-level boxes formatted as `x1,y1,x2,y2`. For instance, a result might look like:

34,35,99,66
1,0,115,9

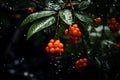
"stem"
69,0,74,10
54,13,60,39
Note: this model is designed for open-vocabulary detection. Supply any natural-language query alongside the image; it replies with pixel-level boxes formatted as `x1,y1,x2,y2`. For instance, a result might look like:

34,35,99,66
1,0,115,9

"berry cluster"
45,39,64,56
75,58,88,72
64,24,82,44
107,18,120,33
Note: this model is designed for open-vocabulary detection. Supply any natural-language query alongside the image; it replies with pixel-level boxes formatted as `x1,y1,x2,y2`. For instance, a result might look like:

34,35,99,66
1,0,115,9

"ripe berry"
45,47,49,53
82,63,88,67
50,39,55,43
111,18,116,24
28,7,36,13
55,47,60,53
94,17,102,23
48,43,53,48
64,29,69,35
83,58,88,63
50,48,55,53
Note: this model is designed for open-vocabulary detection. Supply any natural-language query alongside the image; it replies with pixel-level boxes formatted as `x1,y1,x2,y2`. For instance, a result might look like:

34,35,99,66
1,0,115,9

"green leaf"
59,9,73,25
74,13,93,24
27,16,56,40
78,1,90,10
20,11,56,27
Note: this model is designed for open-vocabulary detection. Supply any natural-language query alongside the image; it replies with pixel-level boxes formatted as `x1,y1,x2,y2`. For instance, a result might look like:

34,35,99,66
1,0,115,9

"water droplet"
72,66,75,69
77,55,80,58
24,72,29,76
57,60,60,63
44,30,46,33
97,5,99,7
29,73,34,77
9,69,16,74
14,60,19,65
24,34,26,37
71,53,74,56
101,14,103,17
6,3,8,5
54,63,57,66
58,69,61,72
20,58,24,63
88,0,91,2
55,71,58,75
112,4,115,6
78,52,81,55
9,7,12,10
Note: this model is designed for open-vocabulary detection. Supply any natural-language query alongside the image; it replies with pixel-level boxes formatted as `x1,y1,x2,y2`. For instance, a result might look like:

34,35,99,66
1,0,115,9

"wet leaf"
59,9,73,25
74,13,93,24
27,16,56,40
78,1,91,10
20,11,56,27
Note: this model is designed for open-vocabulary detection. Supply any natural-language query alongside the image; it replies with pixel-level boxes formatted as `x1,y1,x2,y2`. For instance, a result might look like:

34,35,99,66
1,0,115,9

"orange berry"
111,18,116,24
83,58,88,63
49,48,55,53
54,42,59,48
28,7,36,13
94,17,102,23
72,29,78,36
72,37,78,41
55,47,60,53
60,48,64,53
55,40,60,43
77,31,82,37
54,40,60,47
46,46,49,52
64,29,69,35
79,64,83,68
48,42,53,48
76,28,80,32
82,63,88,67
73,24,78,28
59,43,64,48
79,59,84,63
50,39,55,43
69,26,74,32
75,60,79,65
